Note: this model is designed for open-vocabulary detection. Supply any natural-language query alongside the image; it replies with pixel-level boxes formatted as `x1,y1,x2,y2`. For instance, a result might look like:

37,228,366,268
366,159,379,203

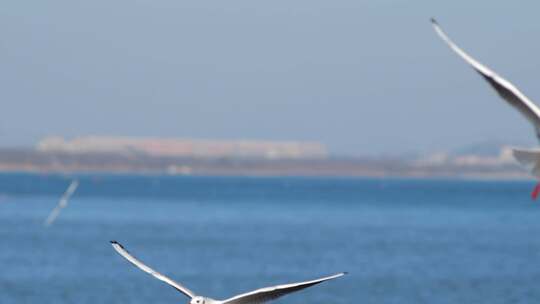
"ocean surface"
1,173,540,304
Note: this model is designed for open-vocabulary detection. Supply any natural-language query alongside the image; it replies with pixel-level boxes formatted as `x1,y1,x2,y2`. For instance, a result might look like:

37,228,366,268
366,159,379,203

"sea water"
0,173,539,304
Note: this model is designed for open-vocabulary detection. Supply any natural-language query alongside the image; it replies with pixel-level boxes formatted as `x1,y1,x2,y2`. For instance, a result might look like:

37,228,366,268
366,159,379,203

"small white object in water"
44,179,79,226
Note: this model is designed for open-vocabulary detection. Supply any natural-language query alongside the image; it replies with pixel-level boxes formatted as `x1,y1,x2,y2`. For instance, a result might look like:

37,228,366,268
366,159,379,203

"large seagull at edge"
111,241,346,304
431,18,540,199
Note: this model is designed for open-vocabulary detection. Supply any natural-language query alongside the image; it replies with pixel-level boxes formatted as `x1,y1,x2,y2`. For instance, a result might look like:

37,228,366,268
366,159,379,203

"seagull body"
44,179,79,226
431,19,540,199
110,241,346,304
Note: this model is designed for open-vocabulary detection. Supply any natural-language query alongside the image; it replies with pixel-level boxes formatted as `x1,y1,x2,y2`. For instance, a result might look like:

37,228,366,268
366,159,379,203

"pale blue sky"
2,1,540,156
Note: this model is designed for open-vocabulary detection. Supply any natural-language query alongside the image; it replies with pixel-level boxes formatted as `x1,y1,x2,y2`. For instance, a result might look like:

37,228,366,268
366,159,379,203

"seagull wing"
431,18,540,141
110,241,196,298
44,179,79,227
221,272,346,304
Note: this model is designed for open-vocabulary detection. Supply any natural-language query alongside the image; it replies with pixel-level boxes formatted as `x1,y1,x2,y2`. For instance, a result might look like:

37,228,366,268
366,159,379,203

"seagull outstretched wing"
221,272,346,304
431,18,540,140
111,241,196,298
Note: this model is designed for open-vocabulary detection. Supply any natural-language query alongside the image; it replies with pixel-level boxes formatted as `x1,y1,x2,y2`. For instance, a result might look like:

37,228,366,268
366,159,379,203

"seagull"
44,179,79,226
431,18,540,199
110,241,346,304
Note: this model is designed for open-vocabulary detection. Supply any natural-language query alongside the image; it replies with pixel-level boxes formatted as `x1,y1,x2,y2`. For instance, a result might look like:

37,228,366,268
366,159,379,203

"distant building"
36,136,328,160
414,146,518,167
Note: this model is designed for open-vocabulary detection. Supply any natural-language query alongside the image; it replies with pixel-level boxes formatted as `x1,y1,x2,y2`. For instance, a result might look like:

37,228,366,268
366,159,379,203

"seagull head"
190,296,206,304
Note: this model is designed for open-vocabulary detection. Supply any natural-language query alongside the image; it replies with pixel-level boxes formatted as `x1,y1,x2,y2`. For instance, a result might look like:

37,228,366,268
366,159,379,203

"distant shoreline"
0,148,532,181
2,169,529,183
0,165,532,182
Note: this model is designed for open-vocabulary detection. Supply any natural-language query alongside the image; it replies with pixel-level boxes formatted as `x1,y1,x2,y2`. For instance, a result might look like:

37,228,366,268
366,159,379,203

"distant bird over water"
110,241,346,304
431,18,540,199
44,179,79,226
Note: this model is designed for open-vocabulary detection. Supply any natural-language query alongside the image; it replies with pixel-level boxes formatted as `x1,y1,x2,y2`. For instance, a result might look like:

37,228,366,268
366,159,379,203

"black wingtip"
430,17,438,25
343,271,349,275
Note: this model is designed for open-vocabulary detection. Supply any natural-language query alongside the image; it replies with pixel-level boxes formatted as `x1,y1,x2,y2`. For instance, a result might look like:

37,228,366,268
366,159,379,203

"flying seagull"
44,179,79,226
431,18,540,199
110,241,346,304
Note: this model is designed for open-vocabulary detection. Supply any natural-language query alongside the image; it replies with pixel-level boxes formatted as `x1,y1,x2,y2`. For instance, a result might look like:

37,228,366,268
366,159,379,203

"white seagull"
44,179,79,226
431,18,540,199
110,241,346,304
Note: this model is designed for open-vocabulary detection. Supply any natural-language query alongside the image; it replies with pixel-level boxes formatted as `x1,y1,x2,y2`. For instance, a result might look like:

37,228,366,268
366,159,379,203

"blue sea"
1,173,539,304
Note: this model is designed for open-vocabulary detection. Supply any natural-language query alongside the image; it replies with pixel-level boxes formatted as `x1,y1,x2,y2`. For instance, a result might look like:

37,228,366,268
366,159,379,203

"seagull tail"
511,148,540,172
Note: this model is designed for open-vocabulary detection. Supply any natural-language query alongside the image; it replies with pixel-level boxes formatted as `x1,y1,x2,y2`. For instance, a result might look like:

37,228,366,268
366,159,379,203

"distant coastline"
0,137,531,180
0,148,530,180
